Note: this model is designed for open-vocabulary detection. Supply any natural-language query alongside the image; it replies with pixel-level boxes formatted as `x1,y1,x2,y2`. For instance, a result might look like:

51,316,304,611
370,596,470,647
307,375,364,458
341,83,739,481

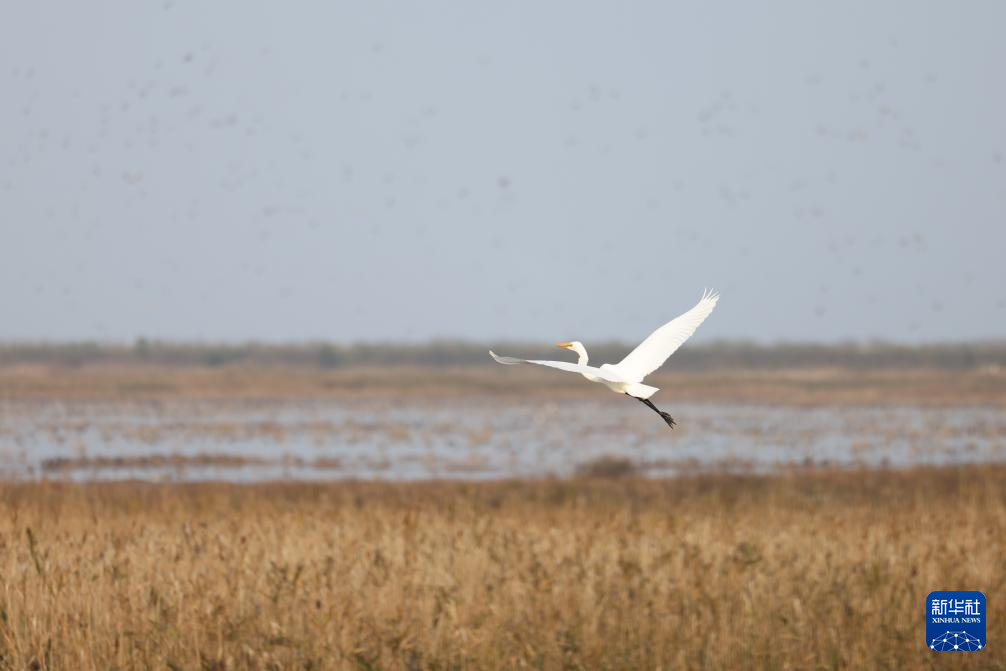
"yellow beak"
555,341,572,349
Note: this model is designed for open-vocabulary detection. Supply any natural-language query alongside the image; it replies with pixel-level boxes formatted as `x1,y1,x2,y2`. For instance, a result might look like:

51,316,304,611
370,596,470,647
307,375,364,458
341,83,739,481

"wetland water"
1,398,1003,481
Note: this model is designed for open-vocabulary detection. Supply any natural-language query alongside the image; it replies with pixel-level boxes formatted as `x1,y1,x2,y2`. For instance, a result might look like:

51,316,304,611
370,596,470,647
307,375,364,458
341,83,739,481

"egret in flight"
490,289,719,428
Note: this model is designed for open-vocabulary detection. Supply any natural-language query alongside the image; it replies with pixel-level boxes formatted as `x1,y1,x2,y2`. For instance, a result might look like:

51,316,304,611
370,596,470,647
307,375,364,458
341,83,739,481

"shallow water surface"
0,398,1003,480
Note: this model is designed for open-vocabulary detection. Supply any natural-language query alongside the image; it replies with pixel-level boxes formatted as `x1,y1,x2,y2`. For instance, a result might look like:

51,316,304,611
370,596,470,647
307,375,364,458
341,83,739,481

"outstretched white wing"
606,289,719,382
489,351,628,383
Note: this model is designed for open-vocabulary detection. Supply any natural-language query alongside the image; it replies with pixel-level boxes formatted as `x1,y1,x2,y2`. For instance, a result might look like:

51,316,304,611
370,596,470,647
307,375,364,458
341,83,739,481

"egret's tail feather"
625,382,659,399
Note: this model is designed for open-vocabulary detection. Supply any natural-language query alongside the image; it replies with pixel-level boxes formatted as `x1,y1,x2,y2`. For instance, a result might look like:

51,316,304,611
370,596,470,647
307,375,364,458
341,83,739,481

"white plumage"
489,289,719,428
604,288,720,383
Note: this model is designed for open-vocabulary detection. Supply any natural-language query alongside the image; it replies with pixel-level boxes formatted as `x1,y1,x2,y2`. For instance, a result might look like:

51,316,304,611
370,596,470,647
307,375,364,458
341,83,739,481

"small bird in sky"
490,289,719,428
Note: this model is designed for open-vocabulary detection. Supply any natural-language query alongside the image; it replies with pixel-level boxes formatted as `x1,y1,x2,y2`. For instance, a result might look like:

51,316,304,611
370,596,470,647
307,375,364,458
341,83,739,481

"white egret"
490,289,720,428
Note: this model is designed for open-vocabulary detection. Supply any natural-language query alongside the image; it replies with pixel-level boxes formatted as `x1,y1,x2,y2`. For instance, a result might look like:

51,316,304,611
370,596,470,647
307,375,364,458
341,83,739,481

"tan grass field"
1,363,1005,406
0,467,1003,670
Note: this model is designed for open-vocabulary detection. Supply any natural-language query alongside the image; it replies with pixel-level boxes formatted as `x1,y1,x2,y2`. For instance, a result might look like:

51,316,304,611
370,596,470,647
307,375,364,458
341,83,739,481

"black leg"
628,394,677,429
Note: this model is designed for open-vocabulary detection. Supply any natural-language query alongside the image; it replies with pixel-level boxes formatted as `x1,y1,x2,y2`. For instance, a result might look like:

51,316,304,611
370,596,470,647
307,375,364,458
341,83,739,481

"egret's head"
556,341,588,362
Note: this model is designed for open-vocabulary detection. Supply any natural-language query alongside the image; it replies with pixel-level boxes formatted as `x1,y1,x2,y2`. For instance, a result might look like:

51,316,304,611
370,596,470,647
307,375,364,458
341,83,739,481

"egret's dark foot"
629,394,677,430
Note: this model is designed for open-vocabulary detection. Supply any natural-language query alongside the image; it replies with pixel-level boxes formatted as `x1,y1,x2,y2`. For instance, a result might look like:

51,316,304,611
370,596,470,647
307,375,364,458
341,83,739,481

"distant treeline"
1,339,1004,370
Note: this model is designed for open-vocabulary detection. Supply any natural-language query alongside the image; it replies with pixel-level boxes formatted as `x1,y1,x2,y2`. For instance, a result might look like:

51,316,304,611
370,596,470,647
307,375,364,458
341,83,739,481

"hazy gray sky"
2,1,1004,343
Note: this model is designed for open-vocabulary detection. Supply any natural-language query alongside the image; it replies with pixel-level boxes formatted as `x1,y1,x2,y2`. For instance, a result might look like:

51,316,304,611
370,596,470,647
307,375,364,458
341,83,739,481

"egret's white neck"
569,342,588,366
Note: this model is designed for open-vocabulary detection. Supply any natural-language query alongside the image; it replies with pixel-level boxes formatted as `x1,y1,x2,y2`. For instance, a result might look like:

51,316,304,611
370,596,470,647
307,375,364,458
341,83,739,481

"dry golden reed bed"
0,468,1002,670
